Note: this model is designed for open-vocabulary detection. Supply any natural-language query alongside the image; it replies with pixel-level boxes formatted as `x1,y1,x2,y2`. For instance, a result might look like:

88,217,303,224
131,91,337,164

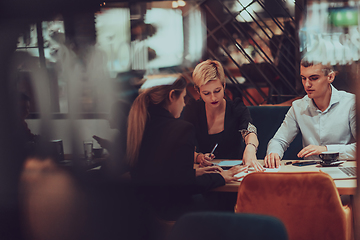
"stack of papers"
214,160,281,181
234,166,281,181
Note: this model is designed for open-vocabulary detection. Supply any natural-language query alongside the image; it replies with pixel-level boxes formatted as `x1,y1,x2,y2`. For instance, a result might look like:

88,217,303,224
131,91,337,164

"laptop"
320,166,357,180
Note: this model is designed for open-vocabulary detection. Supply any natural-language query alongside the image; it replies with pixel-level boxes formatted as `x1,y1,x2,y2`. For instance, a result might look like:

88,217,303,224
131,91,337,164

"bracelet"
246,143,258,153
195,152,202,163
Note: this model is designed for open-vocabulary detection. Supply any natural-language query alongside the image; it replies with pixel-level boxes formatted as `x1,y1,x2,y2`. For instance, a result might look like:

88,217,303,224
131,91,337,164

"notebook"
320,166,357,179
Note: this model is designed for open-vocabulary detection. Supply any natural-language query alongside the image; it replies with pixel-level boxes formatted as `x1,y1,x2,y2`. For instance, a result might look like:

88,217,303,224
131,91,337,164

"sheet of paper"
235,166,281,181
217,160,243,167
263,167,281,172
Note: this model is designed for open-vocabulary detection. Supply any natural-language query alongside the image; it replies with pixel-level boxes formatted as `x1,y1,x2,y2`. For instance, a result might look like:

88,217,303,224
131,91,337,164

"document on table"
217,160,243,167
235,166,281,181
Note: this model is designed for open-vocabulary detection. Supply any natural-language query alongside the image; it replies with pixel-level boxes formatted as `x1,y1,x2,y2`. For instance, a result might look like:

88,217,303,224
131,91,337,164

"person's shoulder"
156,117,194,139
287,95,310,116
291,95,308,108
232,97,245,106
185,97,203,109
171,118,194,131
167,118,195,141
229,97,247,112
337,89,355,101
183,97,204,120
332,87,355,110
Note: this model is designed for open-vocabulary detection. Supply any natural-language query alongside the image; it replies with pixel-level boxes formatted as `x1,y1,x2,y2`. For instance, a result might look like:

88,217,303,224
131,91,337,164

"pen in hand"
209,143,218,166
210,143,218,157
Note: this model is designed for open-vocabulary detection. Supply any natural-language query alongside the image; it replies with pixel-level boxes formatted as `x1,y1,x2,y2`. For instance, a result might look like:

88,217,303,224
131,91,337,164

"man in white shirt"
265,60,356,168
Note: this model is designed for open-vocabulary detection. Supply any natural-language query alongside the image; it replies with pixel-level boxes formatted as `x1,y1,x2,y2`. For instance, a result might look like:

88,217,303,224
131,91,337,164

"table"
210,160,357,195
59,154,106,170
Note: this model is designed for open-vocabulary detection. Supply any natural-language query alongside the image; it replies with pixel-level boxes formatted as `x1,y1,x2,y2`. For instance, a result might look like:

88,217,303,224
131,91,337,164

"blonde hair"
127,76,187,167
192,60,225,88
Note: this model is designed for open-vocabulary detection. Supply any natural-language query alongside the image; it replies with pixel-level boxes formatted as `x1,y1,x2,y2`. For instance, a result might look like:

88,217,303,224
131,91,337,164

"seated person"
127,74,247,220
265,60,356,168
183,60,263,172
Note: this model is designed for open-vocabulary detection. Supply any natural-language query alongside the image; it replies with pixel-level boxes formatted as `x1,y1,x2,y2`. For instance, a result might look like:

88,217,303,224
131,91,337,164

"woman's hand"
219,165,248,183
196,153,215,167
242,133,263,172
195,165,223,177
242,144,264,172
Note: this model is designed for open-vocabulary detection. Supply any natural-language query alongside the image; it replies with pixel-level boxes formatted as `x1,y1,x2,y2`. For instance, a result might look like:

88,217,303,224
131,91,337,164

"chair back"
168,211,288,240
247,106,302,160
234,172,350,240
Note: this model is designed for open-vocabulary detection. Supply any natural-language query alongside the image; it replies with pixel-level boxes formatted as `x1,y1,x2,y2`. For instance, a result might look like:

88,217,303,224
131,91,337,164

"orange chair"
234,172,353,240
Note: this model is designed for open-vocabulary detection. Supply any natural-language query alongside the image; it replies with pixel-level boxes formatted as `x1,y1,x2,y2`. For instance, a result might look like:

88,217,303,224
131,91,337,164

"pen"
210,143,218,156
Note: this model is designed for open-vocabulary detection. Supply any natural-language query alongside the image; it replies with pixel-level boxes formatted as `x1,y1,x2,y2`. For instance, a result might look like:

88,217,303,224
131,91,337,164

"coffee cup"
50,139,64,162
319,151,339,163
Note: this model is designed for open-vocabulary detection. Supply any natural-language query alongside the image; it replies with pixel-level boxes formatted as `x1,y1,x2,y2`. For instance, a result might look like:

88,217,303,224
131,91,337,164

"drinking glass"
83,140,93,161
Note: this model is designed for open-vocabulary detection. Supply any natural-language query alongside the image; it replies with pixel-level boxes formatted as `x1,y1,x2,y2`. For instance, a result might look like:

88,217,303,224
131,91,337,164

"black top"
183,98,253,159
131,104,225,219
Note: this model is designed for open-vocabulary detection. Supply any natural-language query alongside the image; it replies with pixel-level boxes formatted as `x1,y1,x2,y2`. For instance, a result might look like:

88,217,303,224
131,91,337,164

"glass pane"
145,8,184,69
17,24,38,48
95,8,131,76
42,21,66,65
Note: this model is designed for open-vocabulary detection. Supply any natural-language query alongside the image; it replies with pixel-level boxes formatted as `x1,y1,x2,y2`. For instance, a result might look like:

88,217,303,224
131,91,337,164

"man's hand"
264,153,281,168
297,145,327,158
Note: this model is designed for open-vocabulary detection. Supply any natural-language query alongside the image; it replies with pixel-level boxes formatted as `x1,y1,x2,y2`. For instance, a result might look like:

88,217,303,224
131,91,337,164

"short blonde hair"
192,60,225,88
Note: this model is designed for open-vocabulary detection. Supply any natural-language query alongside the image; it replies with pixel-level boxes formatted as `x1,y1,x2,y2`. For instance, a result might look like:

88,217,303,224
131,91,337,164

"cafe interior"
0,0,360,239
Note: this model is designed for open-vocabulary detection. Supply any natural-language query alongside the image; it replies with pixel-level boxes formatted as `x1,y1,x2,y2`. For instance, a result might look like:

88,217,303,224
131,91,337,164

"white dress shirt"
267,85,356,160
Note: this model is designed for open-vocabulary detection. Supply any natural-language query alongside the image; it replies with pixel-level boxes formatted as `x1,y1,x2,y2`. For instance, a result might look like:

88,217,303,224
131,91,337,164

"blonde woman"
183,60,264,172
127,74,247,220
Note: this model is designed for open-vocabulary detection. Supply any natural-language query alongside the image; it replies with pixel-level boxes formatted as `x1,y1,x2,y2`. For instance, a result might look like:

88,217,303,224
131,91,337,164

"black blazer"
183,98,253,159
131,104,225,216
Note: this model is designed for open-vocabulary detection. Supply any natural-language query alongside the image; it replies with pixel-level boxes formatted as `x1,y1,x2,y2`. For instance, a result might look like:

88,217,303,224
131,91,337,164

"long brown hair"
127,75,187,167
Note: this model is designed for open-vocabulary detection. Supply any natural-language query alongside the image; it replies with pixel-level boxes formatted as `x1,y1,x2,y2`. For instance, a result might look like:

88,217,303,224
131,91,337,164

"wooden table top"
205,159,357,195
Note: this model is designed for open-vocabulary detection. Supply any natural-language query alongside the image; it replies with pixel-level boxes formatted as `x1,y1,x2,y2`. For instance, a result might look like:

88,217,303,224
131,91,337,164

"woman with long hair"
183,60,263,171
127,74,246,220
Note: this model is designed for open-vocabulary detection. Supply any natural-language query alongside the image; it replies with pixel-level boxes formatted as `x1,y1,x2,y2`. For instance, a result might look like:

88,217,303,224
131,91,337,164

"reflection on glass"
95,8,131,75
145,8,184,69
12,1,206,116
301,2,360,65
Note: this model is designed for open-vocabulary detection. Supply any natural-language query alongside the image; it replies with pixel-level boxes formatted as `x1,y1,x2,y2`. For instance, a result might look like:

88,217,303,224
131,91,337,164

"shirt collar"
329,84,340,106
307,84,339,113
